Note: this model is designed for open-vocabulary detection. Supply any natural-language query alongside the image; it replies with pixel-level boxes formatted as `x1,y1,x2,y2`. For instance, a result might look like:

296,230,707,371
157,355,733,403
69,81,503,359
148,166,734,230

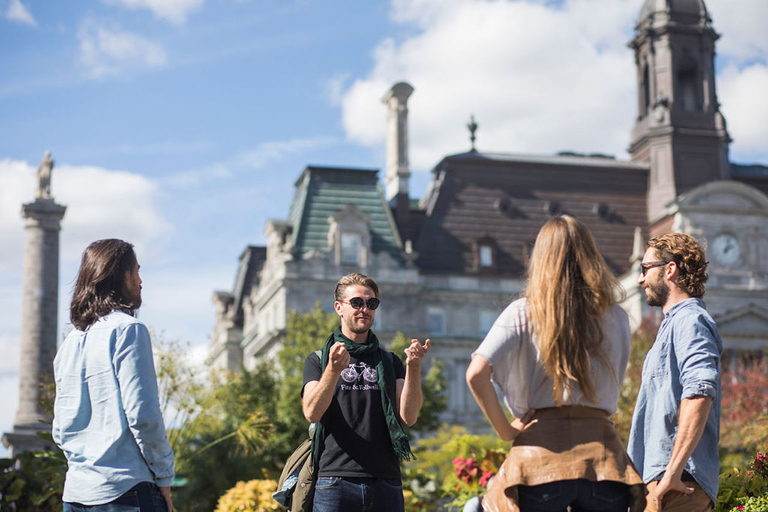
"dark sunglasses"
640,260,669,276
341,297,380,310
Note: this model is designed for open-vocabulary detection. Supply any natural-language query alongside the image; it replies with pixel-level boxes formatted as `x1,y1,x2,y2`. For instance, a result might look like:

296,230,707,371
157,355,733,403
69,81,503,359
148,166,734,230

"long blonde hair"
525,215,623,405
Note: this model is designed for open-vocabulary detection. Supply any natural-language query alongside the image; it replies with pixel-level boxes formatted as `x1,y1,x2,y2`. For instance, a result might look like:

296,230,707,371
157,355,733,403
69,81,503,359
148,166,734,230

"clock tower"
628,0,731,225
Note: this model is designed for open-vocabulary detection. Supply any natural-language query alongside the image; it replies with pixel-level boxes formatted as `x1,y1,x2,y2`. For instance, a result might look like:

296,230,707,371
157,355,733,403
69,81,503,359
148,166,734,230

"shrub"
401,425,510,510
716,452,768,512
214,479,281,512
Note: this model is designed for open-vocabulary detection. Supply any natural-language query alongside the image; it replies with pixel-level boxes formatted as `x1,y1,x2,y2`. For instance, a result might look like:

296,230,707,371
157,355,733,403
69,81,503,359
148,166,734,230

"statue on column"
36,150,54,200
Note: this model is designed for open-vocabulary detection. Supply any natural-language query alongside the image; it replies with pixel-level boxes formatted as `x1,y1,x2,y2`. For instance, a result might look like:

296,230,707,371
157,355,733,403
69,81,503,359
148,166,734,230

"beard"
644,276,669,308
343,314,373,335
125,287,142,310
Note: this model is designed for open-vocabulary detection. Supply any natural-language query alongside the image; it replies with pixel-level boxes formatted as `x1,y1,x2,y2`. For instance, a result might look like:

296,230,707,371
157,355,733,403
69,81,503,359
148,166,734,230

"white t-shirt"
473,298,630,418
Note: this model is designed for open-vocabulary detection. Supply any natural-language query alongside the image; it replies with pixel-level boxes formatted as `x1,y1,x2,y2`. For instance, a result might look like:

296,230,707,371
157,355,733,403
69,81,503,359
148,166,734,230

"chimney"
382,82,414,224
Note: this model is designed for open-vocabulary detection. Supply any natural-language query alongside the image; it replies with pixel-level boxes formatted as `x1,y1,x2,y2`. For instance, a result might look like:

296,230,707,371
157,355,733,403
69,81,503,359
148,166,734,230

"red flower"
479,469,495,488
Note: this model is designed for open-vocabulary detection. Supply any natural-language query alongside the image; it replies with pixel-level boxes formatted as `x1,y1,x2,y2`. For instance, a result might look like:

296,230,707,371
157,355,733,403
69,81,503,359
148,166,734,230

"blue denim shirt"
52,311,174,505
628,298,722,504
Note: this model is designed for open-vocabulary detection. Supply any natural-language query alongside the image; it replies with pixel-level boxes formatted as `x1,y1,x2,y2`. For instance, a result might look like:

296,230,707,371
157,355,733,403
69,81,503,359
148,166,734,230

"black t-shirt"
302,348,406,479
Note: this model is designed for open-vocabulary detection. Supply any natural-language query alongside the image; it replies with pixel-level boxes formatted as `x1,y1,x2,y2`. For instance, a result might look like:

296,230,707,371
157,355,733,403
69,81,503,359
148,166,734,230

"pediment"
676,181,768,213
715,303,768,335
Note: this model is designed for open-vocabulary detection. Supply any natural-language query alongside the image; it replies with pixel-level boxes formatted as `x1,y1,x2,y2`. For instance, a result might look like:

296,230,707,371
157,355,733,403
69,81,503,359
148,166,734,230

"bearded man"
53,239,174,512
628,233,722,512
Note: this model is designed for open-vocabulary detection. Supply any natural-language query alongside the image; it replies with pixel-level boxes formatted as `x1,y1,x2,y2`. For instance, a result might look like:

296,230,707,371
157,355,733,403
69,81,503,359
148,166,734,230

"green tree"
154,334,275,512
387,332,448,434
273,303,340,453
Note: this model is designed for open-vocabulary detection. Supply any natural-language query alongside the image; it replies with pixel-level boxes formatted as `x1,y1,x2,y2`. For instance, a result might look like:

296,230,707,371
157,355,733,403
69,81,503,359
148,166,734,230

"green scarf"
310,326,414,473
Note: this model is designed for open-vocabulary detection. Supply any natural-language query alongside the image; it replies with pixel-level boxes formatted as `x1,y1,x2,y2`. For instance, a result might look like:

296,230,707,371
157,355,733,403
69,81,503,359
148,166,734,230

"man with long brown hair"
52,239,174,512
628,233,723,512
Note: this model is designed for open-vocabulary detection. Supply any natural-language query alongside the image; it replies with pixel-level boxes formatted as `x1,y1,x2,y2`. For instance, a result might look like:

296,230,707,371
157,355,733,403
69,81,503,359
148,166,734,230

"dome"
638,0,710,26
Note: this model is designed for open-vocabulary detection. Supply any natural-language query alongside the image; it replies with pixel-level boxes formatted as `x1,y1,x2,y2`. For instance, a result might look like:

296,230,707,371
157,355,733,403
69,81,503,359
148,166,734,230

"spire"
467,115,478,152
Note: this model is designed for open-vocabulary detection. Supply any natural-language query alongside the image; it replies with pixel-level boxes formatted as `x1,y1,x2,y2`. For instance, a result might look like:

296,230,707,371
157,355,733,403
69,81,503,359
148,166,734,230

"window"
480,310,497,334
479,245,493,267
677,58,702,112
642,64,651,115
340,232,362,265
427,307,446,335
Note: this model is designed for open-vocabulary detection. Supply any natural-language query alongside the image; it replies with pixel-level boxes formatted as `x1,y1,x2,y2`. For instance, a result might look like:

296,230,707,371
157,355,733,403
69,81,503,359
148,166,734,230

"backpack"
272,437,314,511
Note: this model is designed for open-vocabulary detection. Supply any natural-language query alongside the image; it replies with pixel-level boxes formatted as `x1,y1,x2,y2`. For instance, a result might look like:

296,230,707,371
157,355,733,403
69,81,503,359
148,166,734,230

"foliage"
401,425,509,510
720,358,768,469
448,449,506,509
274,304,340,453
730,495,768,512
754,453,768,480
155,333,275,512
715,452,768,512
387,332,448,434
214,479,281,512
0,439,66,512
612,317,657,444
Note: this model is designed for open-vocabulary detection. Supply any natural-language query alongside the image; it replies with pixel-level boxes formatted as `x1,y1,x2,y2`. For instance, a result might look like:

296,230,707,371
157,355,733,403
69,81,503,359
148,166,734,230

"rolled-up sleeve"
113,323,175,487
675,316,720,401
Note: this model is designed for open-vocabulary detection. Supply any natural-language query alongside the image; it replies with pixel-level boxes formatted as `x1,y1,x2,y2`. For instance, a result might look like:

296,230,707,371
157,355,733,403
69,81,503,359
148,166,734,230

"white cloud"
104,0,204,24
5,0,36,26
706,0,768,67
340,0,768,171
233,137,338,170
341,0,639,170
162,137,337,189
78,20,167,79
0,156,171,318
0,158,171,457
718,63,768,159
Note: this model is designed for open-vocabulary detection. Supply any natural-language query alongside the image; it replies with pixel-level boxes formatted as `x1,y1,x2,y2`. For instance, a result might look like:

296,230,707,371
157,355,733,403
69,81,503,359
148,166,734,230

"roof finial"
467,115,478,152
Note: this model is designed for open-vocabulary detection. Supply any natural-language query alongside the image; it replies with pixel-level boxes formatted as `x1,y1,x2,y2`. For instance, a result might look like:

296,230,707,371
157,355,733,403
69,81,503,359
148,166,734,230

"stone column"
2,154,66,457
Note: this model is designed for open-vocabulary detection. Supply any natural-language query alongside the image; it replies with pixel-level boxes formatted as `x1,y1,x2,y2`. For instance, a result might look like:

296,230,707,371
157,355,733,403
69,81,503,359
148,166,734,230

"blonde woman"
466,215,644,512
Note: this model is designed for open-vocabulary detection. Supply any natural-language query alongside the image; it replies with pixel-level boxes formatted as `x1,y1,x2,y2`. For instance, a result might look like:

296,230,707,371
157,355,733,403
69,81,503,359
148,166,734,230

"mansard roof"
288,166,403,261
413,151,649,277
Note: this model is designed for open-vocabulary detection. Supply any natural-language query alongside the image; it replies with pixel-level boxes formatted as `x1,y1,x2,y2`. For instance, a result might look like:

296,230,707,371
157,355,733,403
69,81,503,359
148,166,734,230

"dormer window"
479,245,493,267
341,232,362,265
473,236,497,272
328,205,371,268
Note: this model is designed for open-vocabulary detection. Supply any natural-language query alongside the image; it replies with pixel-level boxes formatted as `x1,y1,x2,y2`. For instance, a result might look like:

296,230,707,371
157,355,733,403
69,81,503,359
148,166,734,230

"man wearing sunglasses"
628,233,723,512
302,272,431,512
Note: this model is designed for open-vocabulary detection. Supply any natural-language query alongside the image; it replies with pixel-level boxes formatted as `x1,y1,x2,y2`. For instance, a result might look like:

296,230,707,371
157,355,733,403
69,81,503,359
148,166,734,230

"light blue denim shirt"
52,311,174,505
628,298,722,504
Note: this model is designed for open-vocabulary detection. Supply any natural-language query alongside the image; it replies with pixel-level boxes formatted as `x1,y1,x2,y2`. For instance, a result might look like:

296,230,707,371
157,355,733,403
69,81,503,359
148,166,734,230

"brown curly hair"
647,233,708,298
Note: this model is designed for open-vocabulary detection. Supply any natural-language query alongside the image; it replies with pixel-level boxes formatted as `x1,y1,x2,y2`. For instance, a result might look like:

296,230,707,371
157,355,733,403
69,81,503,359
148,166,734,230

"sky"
1,0,767,456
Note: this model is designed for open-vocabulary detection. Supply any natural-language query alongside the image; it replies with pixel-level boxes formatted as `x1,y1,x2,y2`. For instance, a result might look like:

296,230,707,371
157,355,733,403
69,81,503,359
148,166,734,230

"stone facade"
210,0,768,430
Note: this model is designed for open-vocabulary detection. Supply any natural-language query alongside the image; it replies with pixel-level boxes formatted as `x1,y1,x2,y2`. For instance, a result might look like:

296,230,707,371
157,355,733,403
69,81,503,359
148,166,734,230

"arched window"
642,64,651,116
677,57,702,112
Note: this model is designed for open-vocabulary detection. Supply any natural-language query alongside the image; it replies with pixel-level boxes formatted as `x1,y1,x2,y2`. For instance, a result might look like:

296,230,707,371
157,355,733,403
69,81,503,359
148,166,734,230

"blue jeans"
312,476,405,512
63,482,168,512
518,479,629,512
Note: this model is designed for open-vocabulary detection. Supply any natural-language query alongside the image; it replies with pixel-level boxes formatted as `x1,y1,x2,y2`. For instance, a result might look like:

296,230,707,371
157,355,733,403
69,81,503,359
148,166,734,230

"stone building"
210,0,768,428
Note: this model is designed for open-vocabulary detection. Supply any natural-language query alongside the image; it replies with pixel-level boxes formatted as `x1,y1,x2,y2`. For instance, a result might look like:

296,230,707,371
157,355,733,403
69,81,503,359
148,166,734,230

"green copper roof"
288,166,403,261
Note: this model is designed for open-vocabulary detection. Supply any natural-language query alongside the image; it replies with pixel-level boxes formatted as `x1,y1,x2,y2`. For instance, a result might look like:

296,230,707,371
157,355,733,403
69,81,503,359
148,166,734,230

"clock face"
711,234,741,267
